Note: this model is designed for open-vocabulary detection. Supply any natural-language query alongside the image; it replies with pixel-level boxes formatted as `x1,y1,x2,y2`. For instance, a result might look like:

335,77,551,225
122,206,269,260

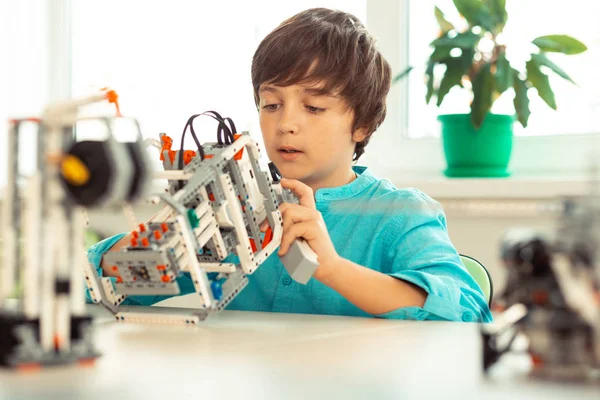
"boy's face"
258,81,365,189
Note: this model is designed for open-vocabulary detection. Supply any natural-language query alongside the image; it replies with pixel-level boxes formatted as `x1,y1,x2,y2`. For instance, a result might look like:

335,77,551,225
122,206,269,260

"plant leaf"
452,0,495,31
430,31,481,49
425,62,435,104
436,53,472,107
494,49,512,94
526,59,556,110
512,68,530,128
471,62,493,129
532,35,588,55
435,6,455,32
392,66,413,84
484,0,507,30
530,53,575,84
430,46,453,62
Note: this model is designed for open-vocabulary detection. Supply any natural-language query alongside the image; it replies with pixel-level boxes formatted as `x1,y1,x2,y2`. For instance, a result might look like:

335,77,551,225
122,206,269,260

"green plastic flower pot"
438,113,514,178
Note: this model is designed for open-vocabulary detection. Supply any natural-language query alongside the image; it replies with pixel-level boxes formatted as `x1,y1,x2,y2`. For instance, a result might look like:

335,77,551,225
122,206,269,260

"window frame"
364,0,600,178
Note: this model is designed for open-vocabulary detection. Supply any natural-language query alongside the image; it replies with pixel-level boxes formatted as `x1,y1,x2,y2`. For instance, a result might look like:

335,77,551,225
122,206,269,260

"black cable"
179,111,229,165
177,111,236,189
222,117,236,143
197,110,235,145
181,114,204,155
190,116,228,146
220,116,237,143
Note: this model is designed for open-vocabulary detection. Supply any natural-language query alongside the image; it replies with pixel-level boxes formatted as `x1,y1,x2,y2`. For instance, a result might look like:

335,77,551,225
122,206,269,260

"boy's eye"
306,105,325,114
262,104,280,111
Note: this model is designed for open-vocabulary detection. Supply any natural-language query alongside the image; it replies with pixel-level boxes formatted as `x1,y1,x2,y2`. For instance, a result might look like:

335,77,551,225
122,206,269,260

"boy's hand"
276,178,340,279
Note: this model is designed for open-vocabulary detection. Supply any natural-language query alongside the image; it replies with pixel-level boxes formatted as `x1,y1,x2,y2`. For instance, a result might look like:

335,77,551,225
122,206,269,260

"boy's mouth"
277,146,303,160
278,146,302,154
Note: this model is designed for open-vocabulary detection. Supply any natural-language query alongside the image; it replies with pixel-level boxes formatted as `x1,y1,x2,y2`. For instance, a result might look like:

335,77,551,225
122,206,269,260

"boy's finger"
281,204,314,233
278,222,312,256
259,219,269,232
280,178,316,209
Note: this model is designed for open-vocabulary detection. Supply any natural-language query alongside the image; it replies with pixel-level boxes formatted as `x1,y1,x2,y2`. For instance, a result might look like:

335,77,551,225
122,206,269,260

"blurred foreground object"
483,163,600,381
0,89,150,369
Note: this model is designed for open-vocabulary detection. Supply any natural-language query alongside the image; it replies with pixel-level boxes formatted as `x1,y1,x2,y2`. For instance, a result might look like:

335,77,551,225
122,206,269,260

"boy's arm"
278,179,492,322
315,215,491,322
98,233,132,277
315,256,427,314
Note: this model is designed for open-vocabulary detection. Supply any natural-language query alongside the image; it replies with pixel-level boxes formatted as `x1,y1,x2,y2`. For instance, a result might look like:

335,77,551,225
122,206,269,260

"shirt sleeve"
375,190,493,323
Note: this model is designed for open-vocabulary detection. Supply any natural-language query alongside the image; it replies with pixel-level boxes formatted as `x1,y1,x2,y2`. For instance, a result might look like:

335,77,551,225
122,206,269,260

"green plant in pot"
424,0,587,177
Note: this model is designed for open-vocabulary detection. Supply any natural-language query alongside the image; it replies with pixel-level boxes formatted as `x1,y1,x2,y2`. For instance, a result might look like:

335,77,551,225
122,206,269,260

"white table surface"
1,305,599,400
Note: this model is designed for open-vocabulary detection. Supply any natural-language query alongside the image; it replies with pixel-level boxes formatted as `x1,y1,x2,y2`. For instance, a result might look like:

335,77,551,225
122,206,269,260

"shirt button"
462,312,473,322
282,276,292,286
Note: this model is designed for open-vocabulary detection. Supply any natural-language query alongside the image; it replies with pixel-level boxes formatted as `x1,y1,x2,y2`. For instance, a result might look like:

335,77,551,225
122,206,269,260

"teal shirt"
87,166,492,322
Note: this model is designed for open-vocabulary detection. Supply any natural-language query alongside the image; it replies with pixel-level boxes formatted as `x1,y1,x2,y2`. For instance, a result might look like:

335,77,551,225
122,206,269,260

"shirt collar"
314,166,377,203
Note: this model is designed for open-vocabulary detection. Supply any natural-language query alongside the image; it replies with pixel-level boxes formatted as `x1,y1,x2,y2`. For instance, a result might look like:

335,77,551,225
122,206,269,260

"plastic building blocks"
84,111,319,324
1,89,150,369
482,167,600,381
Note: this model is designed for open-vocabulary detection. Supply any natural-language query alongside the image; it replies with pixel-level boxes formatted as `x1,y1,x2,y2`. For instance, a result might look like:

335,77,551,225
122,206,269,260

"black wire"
179,111,229,164
223,117,236,142
177,111,236,189
221,116,237,142
191,116,228,146
182,114,204,155
199,110,235,145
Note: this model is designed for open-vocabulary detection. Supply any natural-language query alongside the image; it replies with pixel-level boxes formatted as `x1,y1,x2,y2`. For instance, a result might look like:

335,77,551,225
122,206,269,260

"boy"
88,8,492,322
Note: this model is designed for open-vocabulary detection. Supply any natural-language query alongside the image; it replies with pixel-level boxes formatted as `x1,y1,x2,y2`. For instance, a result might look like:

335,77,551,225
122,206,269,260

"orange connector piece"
139,223,146,232
263,227,274,247
116,276,123,283
78,358,97,368
183,150,197,165
233,134,244,160
161,223,169,233
156,265,166,271
153,230,162,240
53,335,61,350
141,237,149,247
16,363,42,373
130,238,138,247
131,230,139,239
159,134,176,163
102,88,122,117
161,275,171,283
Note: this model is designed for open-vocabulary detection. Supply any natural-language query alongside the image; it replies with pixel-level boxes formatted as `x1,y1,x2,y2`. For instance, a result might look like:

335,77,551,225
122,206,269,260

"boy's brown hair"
251,8,391,161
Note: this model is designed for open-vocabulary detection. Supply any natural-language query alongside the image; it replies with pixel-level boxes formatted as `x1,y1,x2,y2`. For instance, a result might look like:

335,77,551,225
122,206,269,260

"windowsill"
388,173,591,199
0,173,591,206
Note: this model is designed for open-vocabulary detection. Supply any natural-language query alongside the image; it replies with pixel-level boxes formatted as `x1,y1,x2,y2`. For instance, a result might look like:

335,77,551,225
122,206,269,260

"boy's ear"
352,127,368,143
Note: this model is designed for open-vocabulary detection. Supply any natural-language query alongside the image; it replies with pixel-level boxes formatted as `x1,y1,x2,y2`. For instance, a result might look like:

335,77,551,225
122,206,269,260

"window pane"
71,1,366,156
407,0,600,138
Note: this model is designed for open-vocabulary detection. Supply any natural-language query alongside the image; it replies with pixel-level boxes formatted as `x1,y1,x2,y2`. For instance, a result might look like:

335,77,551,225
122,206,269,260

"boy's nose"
277,109,300,135
277,124,298,135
